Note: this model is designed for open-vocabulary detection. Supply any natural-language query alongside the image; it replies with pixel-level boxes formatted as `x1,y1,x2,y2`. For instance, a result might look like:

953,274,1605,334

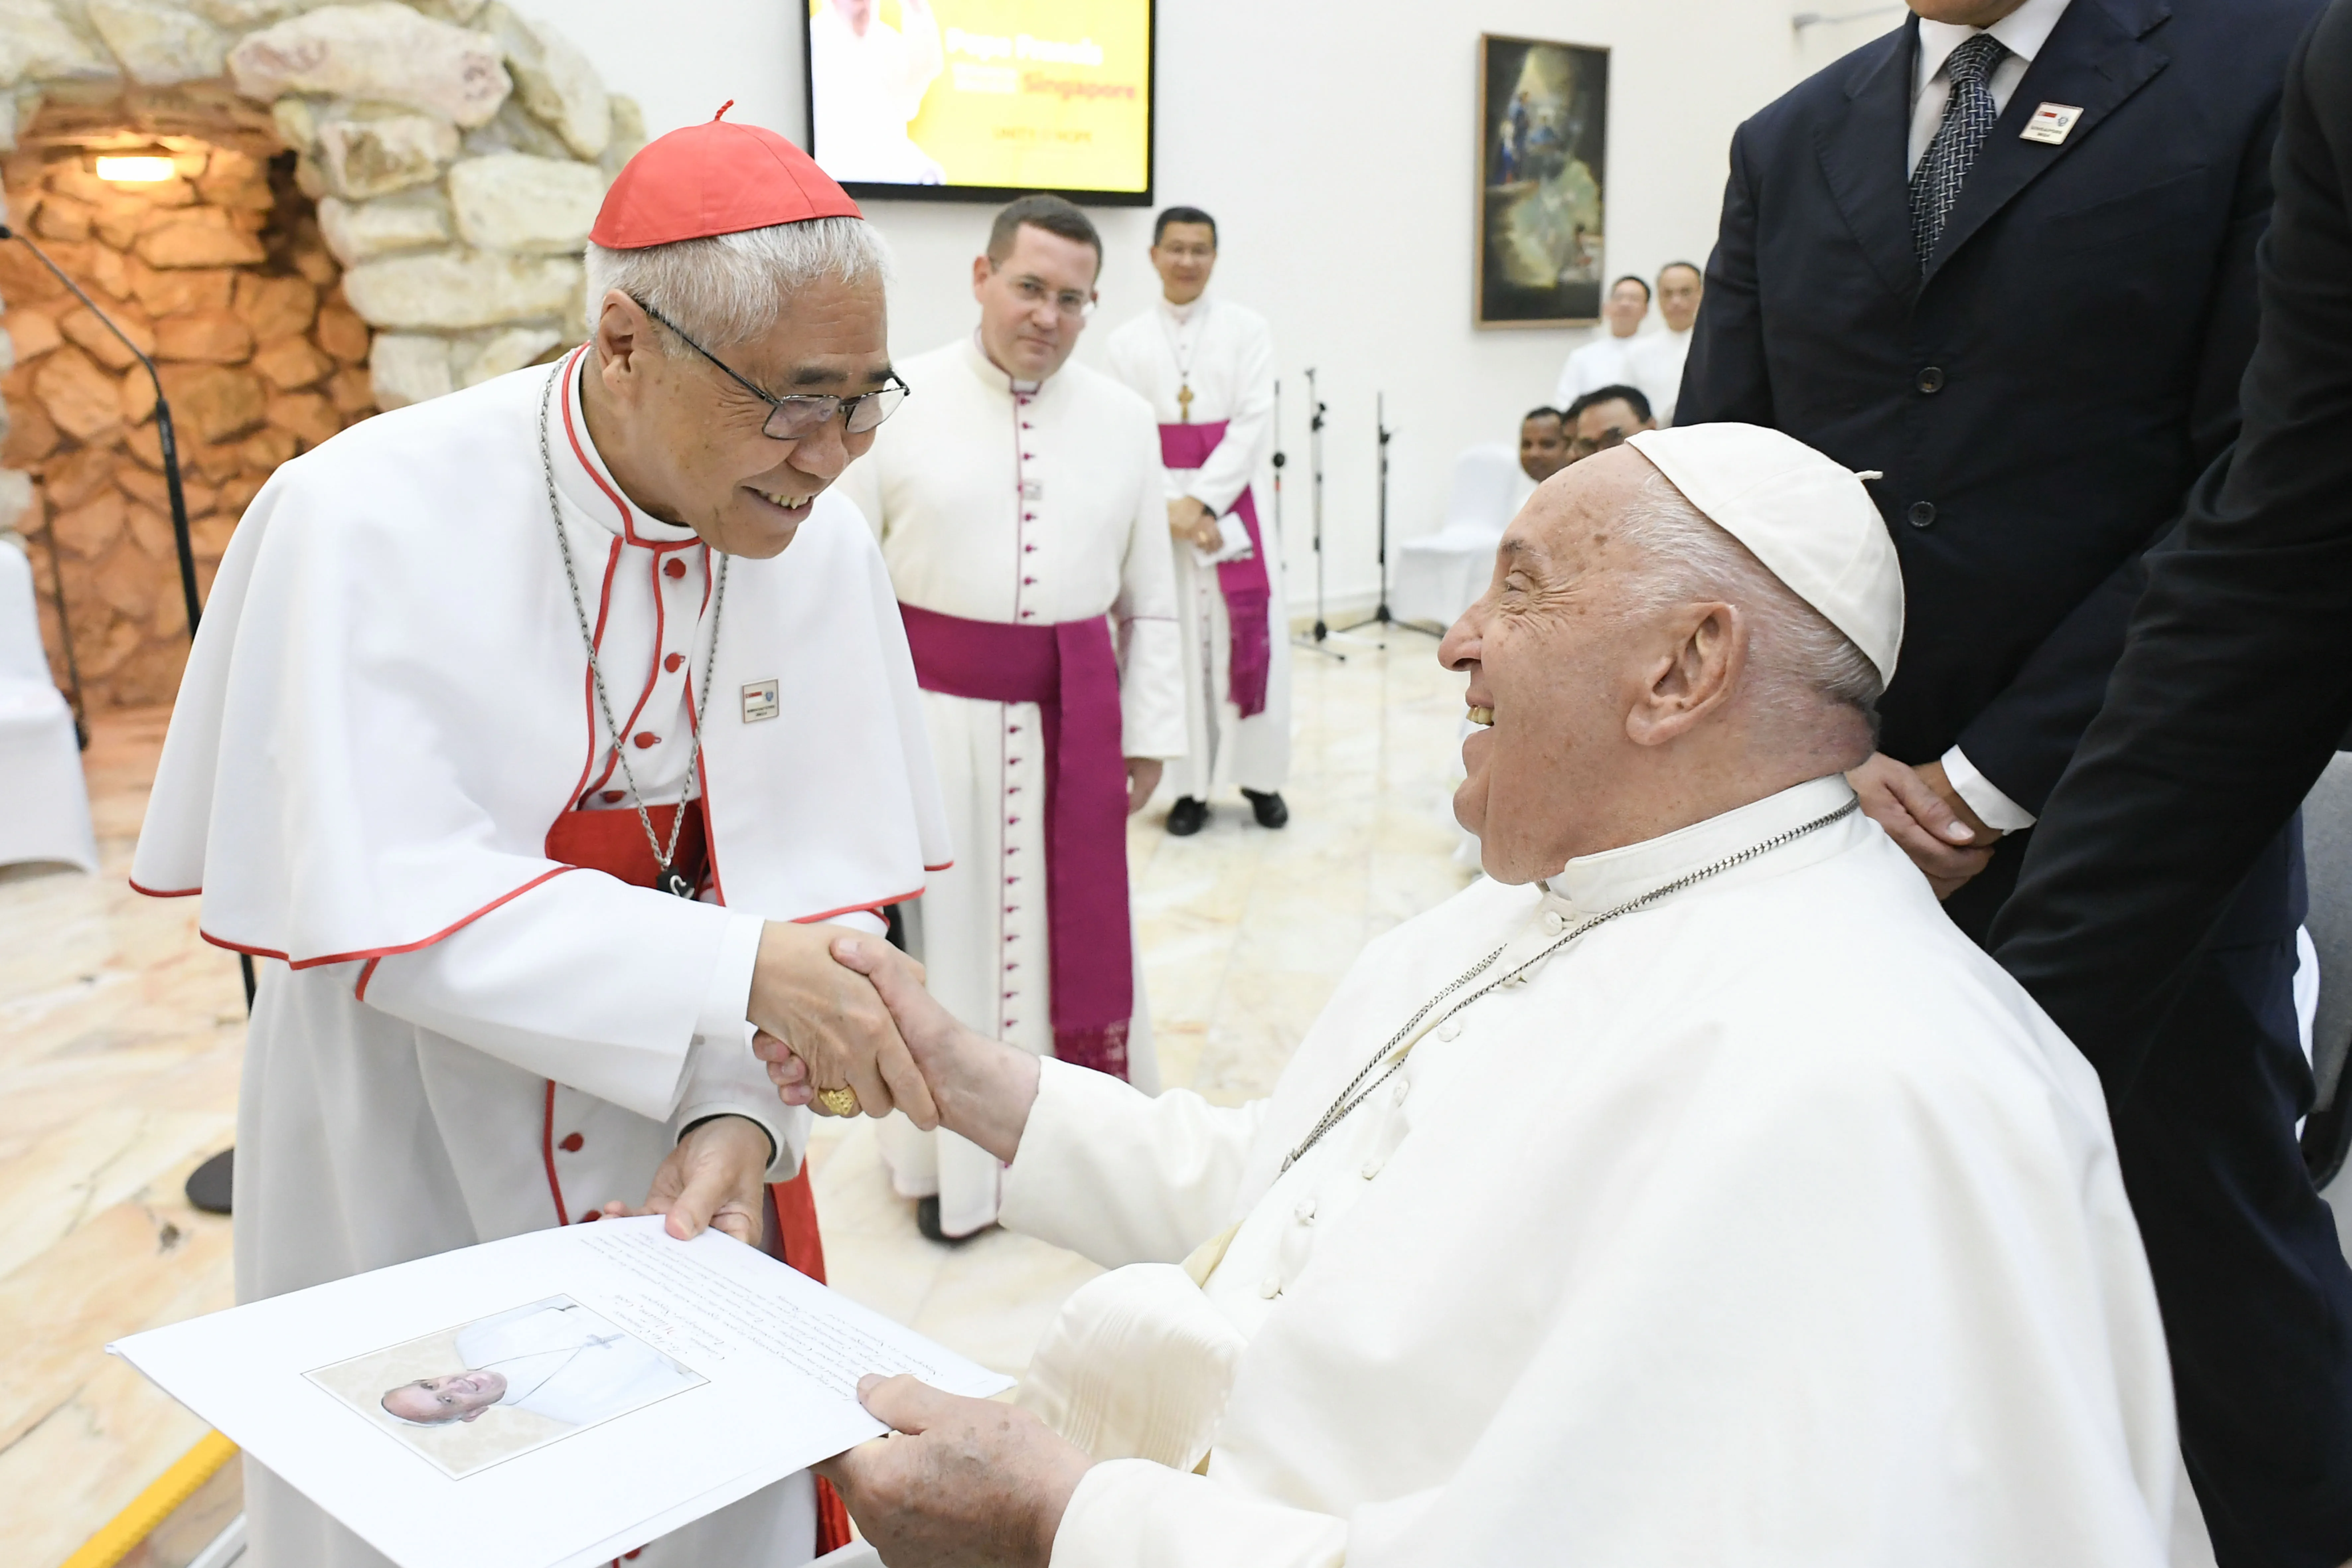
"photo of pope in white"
308,1296,704,1478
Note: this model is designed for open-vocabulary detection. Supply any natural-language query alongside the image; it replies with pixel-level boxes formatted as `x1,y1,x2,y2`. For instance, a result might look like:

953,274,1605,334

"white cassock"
1553,331,1640,407
1629,323,1695,426
840,334,1185,1238
1002,776,2178,1566
807,0,944,185
1104,294,1291,801
133,351,949,1568
454,1301,697,1428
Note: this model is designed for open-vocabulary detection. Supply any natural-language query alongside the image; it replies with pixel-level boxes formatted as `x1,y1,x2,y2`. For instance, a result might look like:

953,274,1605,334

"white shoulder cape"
132,366,951,966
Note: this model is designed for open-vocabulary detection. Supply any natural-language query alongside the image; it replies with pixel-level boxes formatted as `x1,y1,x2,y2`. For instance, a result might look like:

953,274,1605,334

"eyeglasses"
635,298,911,438
993,264,1096,320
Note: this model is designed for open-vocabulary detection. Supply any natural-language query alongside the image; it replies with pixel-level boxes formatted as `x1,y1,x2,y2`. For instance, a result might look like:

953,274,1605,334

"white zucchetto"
1625,423,1905,686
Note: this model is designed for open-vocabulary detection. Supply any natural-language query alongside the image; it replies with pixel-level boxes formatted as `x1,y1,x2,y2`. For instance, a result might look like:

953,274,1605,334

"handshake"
743,921,1035,1164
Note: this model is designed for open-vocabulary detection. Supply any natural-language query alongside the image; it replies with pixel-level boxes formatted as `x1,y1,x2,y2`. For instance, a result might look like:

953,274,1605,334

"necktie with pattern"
1909,32,2009,271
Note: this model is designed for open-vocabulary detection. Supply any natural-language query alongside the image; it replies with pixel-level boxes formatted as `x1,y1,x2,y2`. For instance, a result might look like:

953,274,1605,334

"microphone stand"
1282,375,1341,662
1336,393,1439,644
1,221,251,1214
1296,368,1343,660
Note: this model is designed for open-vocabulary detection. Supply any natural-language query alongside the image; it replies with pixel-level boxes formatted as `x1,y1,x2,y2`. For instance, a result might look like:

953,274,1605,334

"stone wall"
2,143,372,705
0,0,636,709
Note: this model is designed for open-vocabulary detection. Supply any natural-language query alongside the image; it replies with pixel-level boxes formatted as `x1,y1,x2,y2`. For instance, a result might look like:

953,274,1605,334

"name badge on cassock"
741,679,779,722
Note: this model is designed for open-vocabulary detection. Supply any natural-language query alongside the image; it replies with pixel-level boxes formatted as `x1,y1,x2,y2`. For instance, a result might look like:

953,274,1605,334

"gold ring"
815,1085,861,1117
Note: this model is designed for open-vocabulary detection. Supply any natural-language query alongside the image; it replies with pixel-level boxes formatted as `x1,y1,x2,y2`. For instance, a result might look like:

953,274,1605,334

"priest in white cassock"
1627,259,1703,427
782,424,2183,1566
381,1299,697,1430
131,114,948,1567
840,193,1185,1243
1105,206,1290,838
1553,272,1651,406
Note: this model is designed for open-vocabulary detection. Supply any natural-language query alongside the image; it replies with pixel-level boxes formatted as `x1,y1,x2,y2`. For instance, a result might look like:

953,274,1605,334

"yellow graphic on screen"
808,0,1150,193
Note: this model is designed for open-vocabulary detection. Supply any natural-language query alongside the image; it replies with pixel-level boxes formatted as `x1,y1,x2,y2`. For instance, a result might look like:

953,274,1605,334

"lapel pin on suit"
2020,103,2084,144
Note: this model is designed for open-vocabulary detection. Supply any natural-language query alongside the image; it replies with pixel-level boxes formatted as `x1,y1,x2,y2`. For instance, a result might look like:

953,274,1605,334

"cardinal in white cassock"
132,114,950,1566
783,424,2183,1567
839,195,1185,1242
1105,206,1290,837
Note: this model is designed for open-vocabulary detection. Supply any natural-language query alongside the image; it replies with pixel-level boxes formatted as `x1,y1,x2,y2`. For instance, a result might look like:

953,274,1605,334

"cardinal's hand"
748,921,939,1128
601,1113,771,1245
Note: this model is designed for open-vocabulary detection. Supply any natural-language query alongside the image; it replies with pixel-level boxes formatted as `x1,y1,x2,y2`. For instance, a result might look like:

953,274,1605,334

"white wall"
513,1,1875,612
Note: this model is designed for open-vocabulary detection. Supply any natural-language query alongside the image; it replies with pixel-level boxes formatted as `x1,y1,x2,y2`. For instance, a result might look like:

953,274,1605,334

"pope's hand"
1845,751,1997,899
749,921,939,1129
815,1374,1090,1568
601,1114,770,1245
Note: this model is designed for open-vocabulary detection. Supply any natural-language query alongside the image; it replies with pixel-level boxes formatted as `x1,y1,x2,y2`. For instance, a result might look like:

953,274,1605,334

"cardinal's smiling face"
583,274,895,561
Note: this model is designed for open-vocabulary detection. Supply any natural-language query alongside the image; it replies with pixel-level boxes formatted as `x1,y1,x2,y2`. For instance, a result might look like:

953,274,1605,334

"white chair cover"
0,539,98,874
1391,443,1527,630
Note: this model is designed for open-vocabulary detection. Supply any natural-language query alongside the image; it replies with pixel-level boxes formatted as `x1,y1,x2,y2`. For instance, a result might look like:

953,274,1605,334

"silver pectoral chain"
1279,797,1861,1172
540,362,729,897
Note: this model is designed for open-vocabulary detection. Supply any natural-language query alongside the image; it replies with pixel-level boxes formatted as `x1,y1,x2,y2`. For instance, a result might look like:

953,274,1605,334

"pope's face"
588,275,892,559
1657,264,1703,333
382,1368,507,1425
972,223,1099,382
1149,221,1217,307
1440,448,1673,882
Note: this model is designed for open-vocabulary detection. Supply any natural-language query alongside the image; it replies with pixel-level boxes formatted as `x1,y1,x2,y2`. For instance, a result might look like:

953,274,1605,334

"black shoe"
185,1148,233,1215
1242,789,1289,829
916,1195,986,1245
1167,796,1210,836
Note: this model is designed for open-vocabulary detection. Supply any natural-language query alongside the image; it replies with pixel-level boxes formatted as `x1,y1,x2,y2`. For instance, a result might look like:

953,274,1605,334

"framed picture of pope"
1476,33,1610,328
307,1296,706,1478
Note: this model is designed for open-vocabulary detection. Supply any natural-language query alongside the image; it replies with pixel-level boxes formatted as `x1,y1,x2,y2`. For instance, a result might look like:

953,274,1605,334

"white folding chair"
1391,443,1526,632
0,538,98,875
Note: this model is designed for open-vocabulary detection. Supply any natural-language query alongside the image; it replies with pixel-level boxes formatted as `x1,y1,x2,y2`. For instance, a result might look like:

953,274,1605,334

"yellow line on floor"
58,1430,238,1568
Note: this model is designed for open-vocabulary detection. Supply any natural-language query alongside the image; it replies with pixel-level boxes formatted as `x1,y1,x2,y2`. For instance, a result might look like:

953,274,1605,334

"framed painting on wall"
1476,34,1609,327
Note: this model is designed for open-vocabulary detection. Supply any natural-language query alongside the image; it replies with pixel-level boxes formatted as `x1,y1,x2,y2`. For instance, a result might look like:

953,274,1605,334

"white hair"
582,217,892,349
1608,467,1884,734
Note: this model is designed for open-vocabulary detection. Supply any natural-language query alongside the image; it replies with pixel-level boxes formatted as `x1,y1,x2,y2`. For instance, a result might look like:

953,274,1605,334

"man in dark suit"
1677,0,2342,1561
1992,5,2352,1562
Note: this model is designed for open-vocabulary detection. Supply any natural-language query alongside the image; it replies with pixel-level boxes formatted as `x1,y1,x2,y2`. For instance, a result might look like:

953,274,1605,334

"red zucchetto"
588,101,861,250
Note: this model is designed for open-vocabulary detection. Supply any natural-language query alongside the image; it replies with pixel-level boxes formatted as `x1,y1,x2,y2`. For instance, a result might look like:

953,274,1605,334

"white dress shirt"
1909,0,2076,174
1912,0,2073,831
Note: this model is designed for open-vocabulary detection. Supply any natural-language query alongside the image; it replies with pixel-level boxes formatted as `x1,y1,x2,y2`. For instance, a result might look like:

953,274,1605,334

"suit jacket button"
1916,366,1945,394
1907,501,1937,528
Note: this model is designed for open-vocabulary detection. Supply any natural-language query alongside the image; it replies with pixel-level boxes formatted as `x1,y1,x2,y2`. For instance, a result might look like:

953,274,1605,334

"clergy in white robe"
1627,261,1704,426
132,120,948,1566
839,195,1185,1240
1104,208,1291,831
808,0,945,185
1552,273,1652,407
791,424,2179,1567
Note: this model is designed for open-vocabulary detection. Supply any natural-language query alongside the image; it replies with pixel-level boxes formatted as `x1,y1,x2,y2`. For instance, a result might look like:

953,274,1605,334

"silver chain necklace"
539,360,729,898
1281,797,1859,1171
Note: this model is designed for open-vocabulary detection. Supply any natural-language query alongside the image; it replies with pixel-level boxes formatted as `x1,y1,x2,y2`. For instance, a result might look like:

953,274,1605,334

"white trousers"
1171,542,1291,803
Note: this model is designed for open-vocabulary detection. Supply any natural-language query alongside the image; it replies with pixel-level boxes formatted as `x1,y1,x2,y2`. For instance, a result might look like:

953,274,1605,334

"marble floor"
0,630,1476,1568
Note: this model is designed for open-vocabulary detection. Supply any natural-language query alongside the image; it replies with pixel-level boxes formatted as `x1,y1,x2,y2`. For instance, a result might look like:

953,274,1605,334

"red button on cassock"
634,732,658,748
560,1132,584,1152
600,789,625,803
664,652,684,672
664,559,686,578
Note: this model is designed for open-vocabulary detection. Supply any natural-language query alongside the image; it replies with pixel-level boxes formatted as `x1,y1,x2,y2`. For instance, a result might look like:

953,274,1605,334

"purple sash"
898,602,1131,1080
1159,420,1272,718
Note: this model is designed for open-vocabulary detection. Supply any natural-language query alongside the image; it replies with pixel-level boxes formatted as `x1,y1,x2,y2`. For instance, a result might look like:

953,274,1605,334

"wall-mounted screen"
804,0,1155,205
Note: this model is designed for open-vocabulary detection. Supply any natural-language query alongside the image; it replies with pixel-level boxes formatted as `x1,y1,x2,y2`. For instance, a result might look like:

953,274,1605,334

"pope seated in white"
763,425,2181,1565
382,1300,696,1430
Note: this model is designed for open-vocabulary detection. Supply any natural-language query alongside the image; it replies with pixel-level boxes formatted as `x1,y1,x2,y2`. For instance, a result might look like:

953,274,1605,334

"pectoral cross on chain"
1176,383,1193,424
